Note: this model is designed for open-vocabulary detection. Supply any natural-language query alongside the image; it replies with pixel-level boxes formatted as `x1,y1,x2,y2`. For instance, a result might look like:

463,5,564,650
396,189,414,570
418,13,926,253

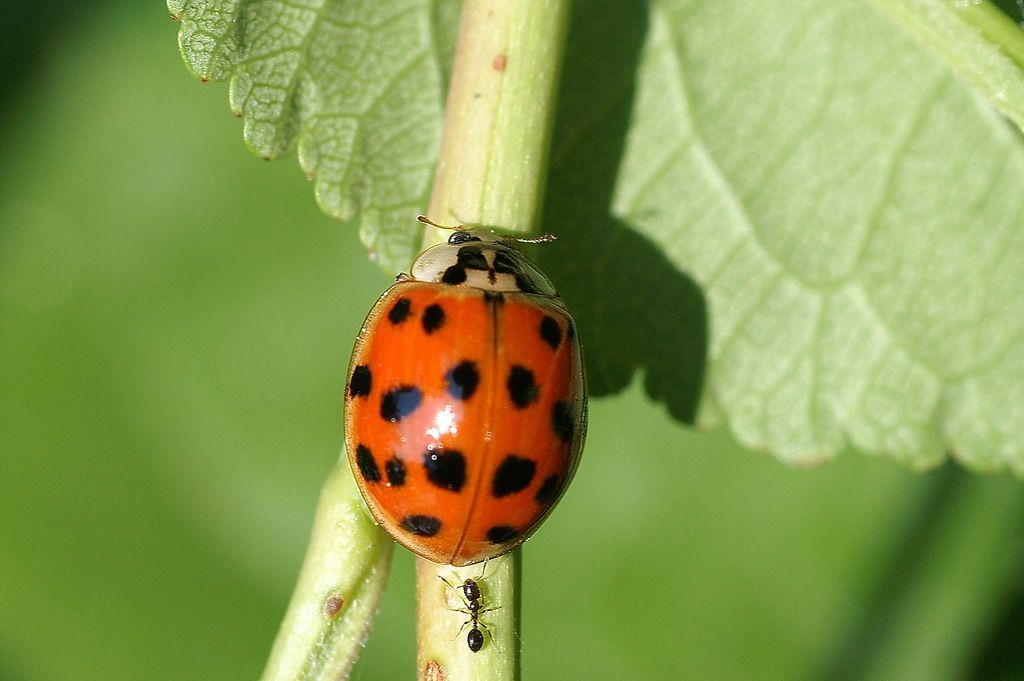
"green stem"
953,0,1024,72
416,1,570,679
422,0,571,247
259,462,393,681
869,0,1024,132
840,472,1024,681
416,552,521,681
858,474,1024,680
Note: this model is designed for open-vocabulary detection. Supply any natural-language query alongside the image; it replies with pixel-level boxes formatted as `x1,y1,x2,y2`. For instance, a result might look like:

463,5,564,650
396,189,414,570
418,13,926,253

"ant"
438,560,495,653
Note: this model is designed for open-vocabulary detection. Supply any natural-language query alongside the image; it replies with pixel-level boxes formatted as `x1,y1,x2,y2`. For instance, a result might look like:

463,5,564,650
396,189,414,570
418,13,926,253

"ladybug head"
447,231,481,245
410,231,558,295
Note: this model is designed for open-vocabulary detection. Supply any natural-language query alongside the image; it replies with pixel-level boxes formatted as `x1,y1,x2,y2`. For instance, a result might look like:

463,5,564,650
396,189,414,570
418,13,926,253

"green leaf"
170,0,1024,474
169,0,456,268
542,0,1024,475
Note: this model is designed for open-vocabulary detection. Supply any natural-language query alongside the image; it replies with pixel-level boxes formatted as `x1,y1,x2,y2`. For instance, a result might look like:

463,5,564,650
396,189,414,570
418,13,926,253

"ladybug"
344,219,586,566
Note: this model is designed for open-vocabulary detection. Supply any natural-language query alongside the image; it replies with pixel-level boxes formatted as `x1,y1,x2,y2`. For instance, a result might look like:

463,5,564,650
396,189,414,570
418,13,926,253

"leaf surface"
543,0,1024,474
171,0,1024,474
619,1,1024,471
170,0,455,266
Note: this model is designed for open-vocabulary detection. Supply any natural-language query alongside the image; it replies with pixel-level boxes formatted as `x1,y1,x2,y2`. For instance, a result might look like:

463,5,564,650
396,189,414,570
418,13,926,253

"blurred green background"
2,3,1024,680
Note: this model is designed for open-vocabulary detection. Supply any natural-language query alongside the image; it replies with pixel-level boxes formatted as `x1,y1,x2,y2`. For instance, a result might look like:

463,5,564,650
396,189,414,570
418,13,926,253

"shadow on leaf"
540,2,708,423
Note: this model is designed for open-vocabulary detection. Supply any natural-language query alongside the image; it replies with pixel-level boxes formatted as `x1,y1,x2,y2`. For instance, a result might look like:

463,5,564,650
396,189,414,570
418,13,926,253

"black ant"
439,560,495,653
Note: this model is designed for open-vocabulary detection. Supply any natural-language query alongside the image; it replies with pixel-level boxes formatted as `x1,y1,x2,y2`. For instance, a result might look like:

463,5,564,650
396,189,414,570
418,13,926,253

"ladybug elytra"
345,222,586,566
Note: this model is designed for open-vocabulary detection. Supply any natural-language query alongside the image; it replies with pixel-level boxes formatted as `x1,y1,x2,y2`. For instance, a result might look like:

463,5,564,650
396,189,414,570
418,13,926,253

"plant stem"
869,0,1024,132
416,552,521,681
422,0,571,247
855,474,1024,680
260,462,393,681
416,1,570,679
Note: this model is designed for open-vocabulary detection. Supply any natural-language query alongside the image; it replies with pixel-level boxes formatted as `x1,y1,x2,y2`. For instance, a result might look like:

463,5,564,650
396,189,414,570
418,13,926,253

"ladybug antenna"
417,215,465,232
417,214,557,243
509,233,558,244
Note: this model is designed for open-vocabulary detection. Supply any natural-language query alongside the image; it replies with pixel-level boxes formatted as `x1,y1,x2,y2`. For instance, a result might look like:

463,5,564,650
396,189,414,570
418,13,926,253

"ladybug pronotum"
345,226,587,565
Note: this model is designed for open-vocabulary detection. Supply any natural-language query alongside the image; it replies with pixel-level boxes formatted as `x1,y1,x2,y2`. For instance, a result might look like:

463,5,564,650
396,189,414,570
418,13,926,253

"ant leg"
439,575,477,613
476,620,496,643
453,618,472,641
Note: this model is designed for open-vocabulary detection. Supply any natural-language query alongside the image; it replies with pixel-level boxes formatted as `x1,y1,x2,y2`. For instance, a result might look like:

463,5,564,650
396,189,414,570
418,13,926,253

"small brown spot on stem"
423,660,446,681
492,54,507,71
323,594,345,618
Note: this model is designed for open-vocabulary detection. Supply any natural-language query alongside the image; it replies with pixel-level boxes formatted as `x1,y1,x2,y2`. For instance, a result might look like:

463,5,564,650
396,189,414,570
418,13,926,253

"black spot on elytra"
385,456,406,486
535,474,560,505
401,515,441,537
423,449,466,491
507,365,539,408
388,297,412,324
457,246,489,271
446,361,480,400
492,455,536,497
422,304,445,334
483,291,505,304
349,365,372,398
486,525,518,544
552,400,575,443
540,316,562,350
492,250,519,274
355,444,380,483
442,265,468,284
380,386,422,422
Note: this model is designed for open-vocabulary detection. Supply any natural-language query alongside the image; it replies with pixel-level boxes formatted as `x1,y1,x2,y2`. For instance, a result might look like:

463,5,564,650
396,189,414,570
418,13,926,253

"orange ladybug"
345,223,586,565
